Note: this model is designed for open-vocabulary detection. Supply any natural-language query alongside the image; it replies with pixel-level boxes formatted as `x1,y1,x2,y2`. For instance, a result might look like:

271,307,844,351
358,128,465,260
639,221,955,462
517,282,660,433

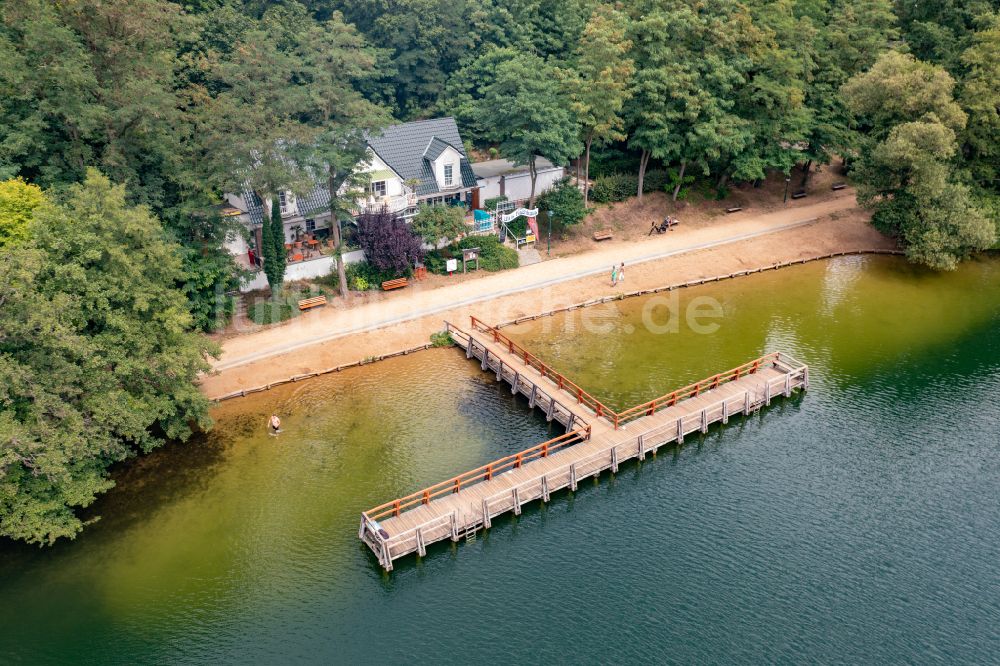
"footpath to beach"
202,193,895,399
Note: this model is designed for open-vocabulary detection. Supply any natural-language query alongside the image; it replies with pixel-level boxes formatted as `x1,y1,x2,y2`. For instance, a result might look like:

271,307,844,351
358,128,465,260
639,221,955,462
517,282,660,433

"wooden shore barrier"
359,318,809,571
210,249,896,402
211,342,436,402
495,248,904,330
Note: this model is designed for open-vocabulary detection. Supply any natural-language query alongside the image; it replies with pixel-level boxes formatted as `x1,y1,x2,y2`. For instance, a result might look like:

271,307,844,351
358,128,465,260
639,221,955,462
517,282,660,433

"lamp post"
547,210,553,256
783,176,791,205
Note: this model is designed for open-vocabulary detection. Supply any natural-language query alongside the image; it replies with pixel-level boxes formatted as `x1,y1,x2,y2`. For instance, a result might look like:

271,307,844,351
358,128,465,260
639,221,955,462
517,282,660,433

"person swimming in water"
268,414,281,434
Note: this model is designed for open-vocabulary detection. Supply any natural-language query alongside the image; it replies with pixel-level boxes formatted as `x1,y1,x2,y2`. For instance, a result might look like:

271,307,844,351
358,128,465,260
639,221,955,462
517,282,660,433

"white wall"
238,252,366,293
357,151,405,198
432,146,463,191
239,255,336,293
477,167,565,202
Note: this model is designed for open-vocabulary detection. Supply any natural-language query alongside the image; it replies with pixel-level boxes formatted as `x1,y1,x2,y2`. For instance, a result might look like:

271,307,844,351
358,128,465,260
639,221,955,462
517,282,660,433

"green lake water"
1,254,999,663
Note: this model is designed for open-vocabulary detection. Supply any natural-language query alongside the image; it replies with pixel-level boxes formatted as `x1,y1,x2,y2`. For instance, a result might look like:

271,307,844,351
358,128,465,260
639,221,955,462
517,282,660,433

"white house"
225,117,480,290
472,157,565,202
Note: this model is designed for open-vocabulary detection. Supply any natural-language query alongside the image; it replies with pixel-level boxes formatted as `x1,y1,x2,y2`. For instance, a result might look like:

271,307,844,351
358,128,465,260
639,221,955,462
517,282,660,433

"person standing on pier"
618,262,625,284
611,264,618,286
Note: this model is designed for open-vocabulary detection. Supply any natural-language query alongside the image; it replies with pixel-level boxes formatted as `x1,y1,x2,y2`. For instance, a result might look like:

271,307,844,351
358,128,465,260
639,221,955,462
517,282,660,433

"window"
305,218,315,232
279,191,295,216
443,163,454,187
370,180,387,197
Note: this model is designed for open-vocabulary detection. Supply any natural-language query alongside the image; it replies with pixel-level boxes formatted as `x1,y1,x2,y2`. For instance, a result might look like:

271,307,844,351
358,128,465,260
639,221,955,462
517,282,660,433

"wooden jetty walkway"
360,317,809,571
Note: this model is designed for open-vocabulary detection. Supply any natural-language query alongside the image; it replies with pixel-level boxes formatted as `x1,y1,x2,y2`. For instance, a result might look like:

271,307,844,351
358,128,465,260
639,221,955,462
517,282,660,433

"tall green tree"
473,51,581,206
261,197,287,292
843,51,995,268
566,5,634,205
295,15,389,299
793,0,897,184
0,171,215,544
626,2,753,198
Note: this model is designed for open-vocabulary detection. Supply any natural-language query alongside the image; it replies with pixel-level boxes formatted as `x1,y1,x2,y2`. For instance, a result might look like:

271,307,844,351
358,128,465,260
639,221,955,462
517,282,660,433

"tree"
0,178,44,248
843,52,995,268
0,0,188,210
473,51,581,206
337,0,478,117
260,197,286,292
537,178,587,226
566,5,634,205
959,14,1000,185
626,4,753,198
164,207,244,332
0,170,216,545
796,0,898,184
411,204,467,244
293,15,390,299
355,208,423,276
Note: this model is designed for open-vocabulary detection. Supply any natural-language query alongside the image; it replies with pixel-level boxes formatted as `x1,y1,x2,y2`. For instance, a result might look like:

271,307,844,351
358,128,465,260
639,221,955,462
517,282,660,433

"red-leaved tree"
355,207,424,276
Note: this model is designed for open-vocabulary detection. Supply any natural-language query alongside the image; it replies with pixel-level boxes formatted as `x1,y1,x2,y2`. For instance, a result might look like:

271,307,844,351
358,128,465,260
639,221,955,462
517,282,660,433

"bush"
430,331,454,347
457,235,518,271
590,173,638,203
642,169,669,193
425,235,519,274
504,215,529,238
411,204,466,244
355,208,423,275
484,195,508,211
345,261,399,290
537,178,587,226
248,285,325,324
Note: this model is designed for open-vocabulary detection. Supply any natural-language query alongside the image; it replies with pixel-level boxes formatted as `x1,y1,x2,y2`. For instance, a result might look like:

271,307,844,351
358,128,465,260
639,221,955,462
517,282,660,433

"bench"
725,207,743,214
593,228,613,241
831,182,847,191
791,191,808,199
297,295,327,311
382,278,409,291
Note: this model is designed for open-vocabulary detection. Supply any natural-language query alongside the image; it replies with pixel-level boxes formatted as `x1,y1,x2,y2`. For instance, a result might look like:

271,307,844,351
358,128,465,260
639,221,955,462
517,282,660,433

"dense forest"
1,0,999,544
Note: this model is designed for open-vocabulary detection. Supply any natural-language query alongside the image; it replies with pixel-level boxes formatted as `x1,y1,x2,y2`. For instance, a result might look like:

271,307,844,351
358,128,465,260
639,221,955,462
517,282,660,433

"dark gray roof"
368,117,478,196
472,157,559,179
423,136,453,161
239,117,476,222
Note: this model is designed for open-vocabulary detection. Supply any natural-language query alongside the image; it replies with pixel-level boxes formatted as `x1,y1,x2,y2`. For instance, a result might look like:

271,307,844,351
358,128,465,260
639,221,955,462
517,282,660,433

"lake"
2,255,998,664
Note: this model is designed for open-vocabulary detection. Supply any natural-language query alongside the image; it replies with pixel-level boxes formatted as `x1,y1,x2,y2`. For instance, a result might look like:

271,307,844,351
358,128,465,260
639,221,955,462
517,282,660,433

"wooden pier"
360,317,809,571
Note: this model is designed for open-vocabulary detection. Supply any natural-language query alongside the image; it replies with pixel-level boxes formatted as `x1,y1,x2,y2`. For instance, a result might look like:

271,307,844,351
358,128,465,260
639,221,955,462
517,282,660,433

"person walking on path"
618,262,625,284
610,264,618,286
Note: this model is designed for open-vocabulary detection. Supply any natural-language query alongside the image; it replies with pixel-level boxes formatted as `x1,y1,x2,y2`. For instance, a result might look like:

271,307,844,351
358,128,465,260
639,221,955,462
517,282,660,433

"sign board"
525,233,536,243
446,258,458,273
461,247,480,273
500,207,539,223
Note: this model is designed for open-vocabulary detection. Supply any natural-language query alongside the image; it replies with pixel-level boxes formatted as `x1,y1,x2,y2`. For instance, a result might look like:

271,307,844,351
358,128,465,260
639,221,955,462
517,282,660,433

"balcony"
355,192,417,215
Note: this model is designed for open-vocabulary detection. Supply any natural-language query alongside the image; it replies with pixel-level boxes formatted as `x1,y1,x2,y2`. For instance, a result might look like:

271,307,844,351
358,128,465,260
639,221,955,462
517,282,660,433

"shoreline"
210,247,903,402
206,204,897,401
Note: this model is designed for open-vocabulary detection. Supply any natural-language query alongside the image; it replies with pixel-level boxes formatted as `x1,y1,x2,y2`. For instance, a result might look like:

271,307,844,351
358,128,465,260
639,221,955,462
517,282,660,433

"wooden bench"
592,228,613,241
298,295,327,311
726,206,743,214
831,182,847,191
791,191,808,199
382,278,409,291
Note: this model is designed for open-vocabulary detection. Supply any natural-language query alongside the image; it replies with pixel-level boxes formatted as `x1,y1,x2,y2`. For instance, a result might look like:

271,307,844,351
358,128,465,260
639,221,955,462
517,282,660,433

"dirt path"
202,192,894,399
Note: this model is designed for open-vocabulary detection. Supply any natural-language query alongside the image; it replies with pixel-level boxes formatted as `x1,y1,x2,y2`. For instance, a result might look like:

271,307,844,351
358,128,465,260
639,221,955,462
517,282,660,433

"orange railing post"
393,500,401,517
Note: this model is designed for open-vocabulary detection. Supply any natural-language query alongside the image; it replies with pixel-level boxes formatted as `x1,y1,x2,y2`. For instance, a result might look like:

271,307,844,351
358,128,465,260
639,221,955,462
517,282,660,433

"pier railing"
468,316,788,430
615,352,788,426
469,316,617,423
364,425,592,522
